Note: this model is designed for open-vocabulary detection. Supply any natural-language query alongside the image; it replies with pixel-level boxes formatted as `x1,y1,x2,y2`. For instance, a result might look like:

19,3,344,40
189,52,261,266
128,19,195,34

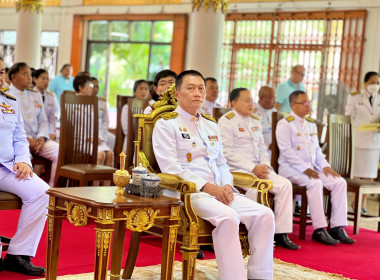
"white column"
361,8,380,75
185,1,227,78
14,0,44,68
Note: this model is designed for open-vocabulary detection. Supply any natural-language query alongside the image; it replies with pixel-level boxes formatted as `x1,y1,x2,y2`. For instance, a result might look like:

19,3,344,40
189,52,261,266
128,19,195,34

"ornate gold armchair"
122,85,273,280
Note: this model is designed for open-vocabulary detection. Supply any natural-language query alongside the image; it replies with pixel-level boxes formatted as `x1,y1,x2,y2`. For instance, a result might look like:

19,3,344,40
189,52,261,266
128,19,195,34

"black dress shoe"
329,227,356,244
312,229,339,246
274,233,301,250
3,254,45,276
196,249,204,259
0,258,3,272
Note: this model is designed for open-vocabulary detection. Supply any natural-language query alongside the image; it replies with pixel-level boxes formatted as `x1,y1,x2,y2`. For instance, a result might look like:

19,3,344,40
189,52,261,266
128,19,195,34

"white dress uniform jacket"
35,88,59,135
218,109,293,234
7,84,59,186
276,112,348,229
198,100,220,117
153,106,274,280
0,89,49,256
253,103,277,149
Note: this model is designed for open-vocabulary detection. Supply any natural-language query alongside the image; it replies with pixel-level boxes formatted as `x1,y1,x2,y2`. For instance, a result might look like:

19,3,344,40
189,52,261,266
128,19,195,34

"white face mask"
367,84,380,95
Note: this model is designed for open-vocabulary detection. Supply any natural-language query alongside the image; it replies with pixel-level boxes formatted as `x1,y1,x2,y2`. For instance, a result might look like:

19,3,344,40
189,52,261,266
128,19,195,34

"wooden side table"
45,187,181,280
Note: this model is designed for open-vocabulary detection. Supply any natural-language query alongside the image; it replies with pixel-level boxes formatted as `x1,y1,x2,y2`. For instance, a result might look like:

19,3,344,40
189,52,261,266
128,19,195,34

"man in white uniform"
219,87,299,250
5,63,59,187
276,90,355,245
153,70,274,280
198,77,220,117
0,65,49,276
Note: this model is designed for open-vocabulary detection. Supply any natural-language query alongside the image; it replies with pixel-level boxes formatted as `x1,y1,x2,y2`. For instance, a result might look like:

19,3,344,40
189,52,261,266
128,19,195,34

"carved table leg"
161,215,179,280
110,220,126,280
122,230,142,279
94,219,114,280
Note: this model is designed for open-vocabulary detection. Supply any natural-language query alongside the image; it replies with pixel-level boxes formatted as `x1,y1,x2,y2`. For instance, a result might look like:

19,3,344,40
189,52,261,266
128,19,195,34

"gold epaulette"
286,115,295,122
250,114,260,120
305,116,315,123
46,89,55,96
225,112,235,120
201,113,217,123
99,97,106,102
27,87,37,92
161,112,178,120
0,87,16,101
350,90,360,96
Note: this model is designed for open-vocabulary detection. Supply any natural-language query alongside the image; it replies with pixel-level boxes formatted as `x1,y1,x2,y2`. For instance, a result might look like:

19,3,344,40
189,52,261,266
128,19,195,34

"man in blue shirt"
275,65,305,114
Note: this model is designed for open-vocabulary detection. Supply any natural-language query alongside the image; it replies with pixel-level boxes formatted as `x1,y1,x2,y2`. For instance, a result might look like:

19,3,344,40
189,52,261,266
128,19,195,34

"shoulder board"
27,87,37,92
99,97,107,102
250,114,260,120
285,115,295,122
0,87,16,101
161,112,178,120
225,112,235,120
350,90,360,96
305,116,315,123
201,113,217,123
46,89,55,96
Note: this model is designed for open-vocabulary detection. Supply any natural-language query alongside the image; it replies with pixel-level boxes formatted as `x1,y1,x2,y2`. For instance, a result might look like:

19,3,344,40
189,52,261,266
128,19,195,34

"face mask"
367,84,380,95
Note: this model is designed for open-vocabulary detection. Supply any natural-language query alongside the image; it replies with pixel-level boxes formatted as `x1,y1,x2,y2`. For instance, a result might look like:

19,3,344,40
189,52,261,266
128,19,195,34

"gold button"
210,165,213,169
191,117,196,122
206,152,209,156
24,106,28,109
27,116,30,119
296,146,301,150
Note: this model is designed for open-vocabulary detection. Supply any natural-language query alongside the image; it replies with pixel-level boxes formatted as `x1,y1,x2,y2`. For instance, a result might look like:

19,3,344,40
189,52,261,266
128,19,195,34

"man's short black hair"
176,70,205,90
8,62,28,81
153,69,177,87
289,90,307,104
229,87,248,104
205,77,217,84
73,74,92,93
33,68,48,79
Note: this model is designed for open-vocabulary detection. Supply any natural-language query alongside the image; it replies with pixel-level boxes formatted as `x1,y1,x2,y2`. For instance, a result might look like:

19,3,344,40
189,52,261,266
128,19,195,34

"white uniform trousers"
288,172,348,229
37,140,59,187
244,171,293,234
0,166,49,256
191,193,274,280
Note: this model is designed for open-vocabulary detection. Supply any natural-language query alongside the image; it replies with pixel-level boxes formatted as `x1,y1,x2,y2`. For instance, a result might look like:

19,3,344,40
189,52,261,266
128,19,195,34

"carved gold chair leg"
181,249,197,280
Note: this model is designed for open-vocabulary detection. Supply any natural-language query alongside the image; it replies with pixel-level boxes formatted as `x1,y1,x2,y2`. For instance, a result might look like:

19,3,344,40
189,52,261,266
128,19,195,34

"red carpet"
1,209,379,280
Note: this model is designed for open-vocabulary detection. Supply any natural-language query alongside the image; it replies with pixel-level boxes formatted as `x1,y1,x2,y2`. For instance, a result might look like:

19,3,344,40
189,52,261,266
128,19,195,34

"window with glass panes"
86,20,173,108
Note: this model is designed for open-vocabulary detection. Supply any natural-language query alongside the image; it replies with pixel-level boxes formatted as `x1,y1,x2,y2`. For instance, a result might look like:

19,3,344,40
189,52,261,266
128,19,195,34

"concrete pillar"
185,0,227,78
361,8,380,76
14,0,44,68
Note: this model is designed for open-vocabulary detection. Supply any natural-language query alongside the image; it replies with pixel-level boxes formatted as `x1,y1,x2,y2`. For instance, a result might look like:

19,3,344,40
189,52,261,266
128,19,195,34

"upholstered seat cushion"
60,164,116,174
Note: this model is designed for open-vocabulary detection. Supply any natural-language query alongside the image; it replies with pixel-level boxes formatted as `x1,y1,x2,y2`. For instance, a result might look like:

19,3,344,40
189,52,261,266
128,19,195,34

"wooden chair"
213,107,230,121
272,112,331,240
0,192,22,251
326,114,380,234
113,95,129,169
54,92,116,187
122,85,273,280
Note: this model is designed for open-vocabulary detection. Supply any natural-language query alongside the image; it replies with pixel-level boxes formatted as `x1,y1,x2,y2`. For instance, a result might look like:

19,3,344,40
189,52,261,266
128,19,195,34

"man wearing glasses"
275,65,306,114
276,90,355,246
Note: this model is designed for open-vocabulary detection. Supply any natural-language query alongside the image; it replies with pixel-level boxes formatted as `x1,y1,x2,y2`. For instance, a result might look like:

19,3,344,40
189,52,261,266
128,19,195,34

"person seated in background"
121,79,150,152
345,71,380,214
0,62,5,89
5,62,59,187
153,70,274,280
33,69,60,141
0,58,49,276
218,87,299,250
143,69,177,114
276,90,355,246
49,63,74,106
198,77,220,117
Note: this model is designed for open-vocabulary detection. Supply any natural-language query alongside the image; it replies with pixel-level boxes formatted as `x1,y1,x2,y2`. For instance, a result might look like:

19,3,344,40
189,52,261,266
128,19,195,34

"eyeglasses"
293,101,311,106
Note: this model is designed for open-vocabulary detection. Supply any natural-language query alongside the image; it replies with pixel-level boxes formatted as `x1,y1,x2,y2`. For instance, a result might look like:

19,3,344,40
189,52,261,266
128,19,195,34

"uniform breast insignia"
286,115,295,122
34,99,43,109
251,126,259,131
201,113,217,123
250,114,260,120
0,102,15,114
208,135,218,141
297,132,301,136
181,133,190,139
350,90,360,96
186,153,192,163
0,87,16,101
305,116,315,123
161,112,178,120
239,127,245,132
225,112,235,120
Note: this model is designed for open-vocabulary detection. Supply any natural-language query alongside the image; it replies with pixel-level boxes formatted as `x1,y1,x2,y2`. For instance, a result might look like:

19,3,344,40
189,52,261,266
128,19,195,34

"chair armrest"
156,173,197,194
231,172,273,207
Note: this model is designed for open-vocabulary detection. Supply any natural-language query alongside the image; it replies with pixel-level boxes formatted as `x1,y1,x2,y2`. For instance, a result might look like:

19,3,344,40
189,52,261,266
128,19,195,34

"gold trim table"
45,187,181,280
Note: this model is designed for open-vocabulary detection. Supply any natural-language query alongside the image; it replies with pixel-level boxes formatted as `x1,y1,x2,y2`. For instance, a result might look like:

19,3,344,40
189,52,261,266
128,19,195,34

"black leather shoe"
312,229,339,245
329,227,356,244
274,233,300,250
3,254,45,276
0,258,3,272
199,244,214,253
196,249,204,259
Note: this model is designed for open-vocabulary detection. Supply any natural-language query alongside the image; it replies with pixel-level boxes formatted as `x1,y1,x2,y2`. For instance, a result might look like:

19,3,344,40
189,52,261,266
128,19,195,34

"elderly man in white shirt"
219,87,299,250
153,70,274,280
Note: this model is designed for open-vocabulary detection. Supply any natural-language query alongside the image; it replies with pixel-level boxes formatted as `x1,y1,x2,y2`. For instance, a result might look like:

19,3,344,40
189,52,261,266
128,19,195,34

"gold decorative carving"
123,208,160,232
192,0,229,14
15,0,45,13
96,231,111,257
171,206,180,218
83,0,182,5
49,196,55,207
48,216,53,241
0,0,60,8
152,83,177,110
169,227,177,250
65,201,91,226
97,208,113,221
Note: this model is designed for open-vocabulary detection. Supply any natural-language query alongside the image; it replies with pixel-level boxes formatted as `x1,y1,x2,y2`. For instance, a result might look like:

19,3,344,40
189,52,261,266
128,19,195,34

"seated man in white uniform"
198,77,220,117
0,62,49,276
219,87,299,250
276,90,355,245
153,70,275,280
5,63,59,187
